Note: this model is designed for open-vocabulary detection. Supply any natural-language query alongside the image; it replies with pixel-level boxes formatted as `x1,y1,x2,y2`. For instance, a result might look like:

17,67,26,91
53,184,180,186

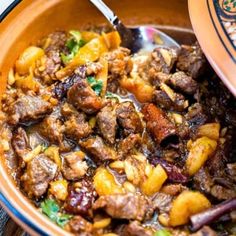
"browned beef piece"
226,163,236,181
104,47,133,77
39,50,62,82
185,103,207,131
153,90,186,112
210,185,236,200
62,152,88,180
148,47,178,77
21,154,57,197
116,102,143,136
7,95,53,125
68,216,93,235
150,72,170,87
35,31,67,82
61,103,92,140
97,104,117,144
152,192,173,213
194,168,214,193
64,114,92,140
118,133,141,158
12,127,30,160
65,179,97,216
177,42,206,79
67,79,103,114
43,31,67,52
169,71,198,95
53,67,87,100
38,111,65,148
194,167,236,200
122,221,153,236
93,193,149,221
190,226,217,236
79,136,118,162
161,184,186,196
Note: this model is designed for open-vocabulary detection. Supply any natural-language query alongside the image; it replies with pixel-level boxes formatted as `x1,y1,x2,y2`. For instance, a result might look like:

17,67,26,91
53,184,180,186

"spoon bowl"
90,0,180,53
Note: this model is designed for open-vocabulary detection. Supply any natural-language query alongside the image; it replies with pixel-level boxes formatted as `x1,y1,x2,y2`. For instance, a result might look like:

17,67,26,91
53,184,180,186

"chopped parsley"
154,229,172,236
41,199,72,227
87,76,103,96
61,30,86,64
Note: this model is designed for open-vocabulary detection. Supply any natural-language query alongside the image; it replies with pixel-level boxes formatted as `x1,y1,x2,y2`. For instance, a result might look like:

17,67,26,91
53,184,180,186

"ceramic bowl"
188,0,236,96
0,0,193,235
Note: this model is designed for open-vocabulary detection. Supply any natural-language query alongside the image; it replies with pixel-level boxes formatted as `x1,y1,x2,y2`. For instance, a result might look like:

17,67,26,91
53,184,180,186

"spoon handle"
89,0,119,27
89,0,134,49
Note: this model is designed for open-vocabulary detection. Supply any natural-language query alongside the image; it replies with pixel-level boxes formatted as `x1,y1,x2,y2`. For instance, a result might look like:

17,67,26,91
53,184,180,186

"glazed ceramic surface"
0,0,191,235
188,0,236,96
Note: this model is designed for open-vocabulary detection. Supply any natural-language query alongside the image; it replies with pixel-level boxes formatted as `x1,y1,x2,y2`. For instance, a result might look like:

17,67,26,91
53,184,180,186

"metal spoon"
89,0,180,53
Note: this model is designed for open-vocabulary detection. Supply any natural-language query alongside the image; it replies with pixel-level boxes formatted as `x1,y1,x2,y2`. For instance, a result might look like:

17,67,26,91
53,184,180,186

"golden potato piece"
197,123,220,140
169,190,211,226
186,137,217,176
93,168,124,196
49,179,68,201
141,164,167,196
15,46,44,75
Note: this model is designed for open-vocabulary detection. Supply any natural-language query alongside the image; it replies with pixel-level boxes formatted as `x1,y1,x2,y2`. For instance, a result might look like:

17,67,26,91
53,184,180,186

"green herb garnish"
154,229,172,236
87,76,103,96
41,199,72,227
60,30,85,64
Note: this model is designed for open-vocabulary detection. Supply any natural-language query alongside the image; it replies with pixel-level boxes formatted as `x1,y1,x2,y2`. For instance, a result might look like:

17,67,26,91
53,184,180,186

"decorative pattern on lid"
215,0,236,47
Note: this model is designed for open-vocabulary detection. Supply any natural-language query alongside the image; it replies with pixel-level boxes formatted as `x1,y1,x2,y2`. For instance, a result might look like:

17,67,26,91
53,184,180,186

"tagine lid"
188,0,236,96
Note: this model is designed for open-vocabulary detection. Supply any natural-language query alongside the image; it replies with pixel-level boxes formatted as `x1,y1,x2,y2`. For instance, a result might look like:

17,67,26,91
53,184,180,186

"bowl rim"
188,0,236,97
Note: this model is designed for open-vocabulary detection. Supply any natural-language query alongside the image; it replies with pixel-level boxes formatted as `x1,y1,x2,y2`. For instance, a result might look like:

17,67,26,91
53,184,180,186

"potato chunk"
169,190,211,226
49,179,68,201
197,123,220,140
141,164,167,196
186,137,217,176
93,168,124,196
15,46,44,75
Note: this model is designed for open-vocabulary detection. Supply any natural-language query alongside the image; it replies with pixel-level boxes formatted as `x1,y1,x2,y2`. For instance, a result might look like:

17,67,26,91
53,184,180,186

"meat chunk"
142,103,178,146
7,95,53,125
152,192,173,213
12,127,30,160
21,154,58,197
62,103,92,140
65,179,97,216
185,103,207,131
43,31,67,52
68,216,93,235
93,193,149,221
53,68,87,100
35,31,67,82
64,114,92,140
62,151,88,180
177,42,206,79
153,90,186,112
148,47,178,76
97,103,117,144
122,221,153,236
170,71,198,95
194,168,213,193
67,79,103,114
116,102,143,136
190,226,217,236
38,111,66,150
210,185,236,200
104,47,133,77
118,133,141,158
79,136,118,162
